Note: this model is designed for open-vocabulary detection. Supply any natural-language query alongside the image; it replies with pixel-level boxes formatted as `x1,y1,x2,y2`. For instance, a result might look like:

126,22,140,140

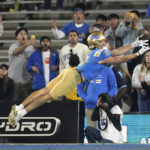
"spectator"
0,15,3,37
65,50,82,101
104,12,142,98
105,11,143,50
124,10,143,41
27,36,59,91
96,14,108,32
130,28,150,111
8,27,35,102
85,93,123,143
0,64,14,101
105,13,125,49
50,7,90,43
77,66,117,127
130,28,150,75
105,13,129,50
59,30,90,72
124,10,144,75
0,68,7,78
132,50,150,112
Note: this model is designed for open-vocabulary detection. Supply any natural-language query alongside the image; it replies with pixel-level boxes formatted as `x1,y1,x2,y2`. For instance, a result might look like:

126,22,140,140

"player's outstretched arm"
98,54,136,64
99,45,150,64
111,38,148,56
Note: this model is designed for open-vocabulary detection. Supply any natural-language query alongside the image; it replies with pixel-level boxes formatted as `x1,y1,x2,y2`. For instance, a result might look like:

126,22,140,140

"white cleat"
8,105,19,127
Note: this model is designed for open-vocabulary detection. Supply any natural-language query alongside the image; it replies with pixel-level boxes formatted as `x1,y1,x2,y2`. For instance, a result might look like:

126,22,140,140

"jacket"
27,49,59,90
77,67,117,108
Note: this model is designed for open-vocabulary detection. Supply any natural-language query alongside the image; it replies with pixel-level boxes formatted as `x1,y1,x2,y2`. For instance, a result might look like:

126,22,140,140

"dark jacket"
0,77,14,101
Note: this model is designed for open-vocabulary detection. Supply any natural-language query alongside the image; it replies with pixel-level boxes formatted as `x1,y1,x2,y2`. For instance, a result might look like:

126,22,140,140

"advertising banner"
0,100,85,143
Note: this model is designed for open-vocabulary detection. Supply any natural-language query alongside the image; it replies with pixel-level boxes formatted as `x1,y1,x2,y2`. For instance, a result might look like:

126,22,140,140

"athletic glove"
131,37,149,48
136,46,150,56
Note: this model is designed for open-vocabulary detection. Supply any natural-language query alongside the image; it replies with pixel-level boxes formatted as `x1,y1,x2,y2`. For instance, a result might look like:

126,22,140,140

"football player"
8,32,149,127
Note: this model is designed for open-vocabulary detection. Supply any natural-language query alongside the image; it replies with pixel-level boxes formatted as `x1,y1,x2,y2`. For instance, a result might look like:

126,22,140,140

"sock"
19,108,28,117
16,104,24,111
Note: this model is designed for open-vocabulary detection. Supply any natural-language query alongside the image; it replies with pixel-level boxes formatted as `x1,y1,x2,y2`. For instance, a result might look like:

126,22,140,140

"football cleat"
8,105,18,127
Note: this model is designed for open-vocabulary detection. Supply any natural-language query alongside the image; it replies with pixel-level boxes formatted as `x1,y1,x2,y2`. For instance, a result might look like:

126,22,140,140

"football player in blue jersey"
8,32,150,127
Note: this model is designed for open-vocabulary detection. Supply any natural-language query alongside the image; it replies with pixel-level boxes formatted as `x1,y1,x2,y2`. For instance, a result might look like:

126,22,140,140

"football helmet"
87,32,106,49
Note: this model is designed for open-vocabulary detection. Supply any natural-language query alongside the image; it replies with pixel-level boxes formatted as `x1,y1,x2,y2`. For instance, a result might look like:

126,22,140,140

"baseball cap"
73,7,84,14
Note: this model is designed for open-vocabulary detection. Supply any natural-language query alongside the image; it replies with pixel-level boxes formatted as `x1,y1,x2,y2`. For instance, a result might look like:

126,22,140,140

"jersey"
76,47,111,81
61,22,90,43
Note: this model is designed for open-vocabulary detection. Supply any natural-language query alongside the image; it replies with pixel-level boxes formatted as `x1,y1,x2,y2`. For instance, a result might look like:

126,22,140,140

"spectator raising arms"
8,28,35,102
50,7,90,43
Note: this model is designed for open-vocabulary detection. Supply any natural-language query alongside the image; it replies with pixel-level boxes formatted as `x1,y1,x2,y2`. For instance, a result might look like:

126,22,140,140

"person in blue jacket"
27,36,59,91
77,66,117,128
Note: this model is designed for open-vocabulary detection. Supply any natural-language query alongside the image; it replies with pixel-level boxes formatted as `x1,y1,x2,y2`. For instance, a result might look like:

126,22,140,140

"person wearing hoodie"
77,65,117,128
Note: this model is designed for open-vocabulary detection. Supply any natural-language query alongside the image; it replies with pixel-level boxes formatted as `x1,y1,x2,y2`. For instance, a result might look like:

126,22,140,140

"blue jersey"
76,47,111,81
61,21,90,43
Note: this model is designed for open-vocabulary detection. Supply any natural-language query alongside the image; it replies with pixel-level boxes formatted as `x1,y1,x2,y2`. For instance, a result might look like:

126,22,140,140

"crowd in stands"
0,0,150,144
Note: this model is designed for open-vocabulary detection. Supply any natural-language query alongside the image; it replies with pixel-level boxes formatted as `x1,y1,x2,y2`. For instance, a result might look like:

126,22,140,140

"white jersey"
59,43,90,72
99,105,123,143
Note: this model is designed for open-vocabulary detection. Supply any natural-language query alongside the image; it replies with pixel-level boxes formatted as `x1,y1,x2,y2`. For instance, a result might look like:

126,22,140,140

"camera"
128,12,136,18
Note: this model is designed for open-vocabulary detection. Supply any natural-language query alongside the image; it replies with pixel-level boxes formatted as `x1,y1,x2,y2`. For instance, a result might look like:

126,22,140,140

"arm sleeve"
59,50,65,72
91,106,100,121
26,54,34,73
51,28,65,39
